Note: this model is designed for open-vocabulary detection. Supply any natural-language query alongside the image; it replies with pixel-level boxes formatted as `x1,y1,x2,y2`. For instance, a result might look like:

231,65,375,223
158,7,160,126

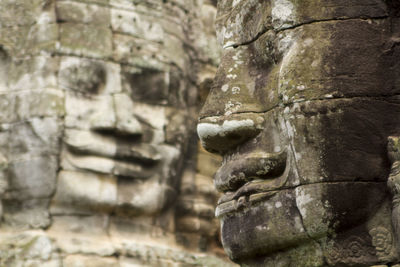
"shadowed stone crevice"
275,15,390,33
292,199,327,266
223,16,390,49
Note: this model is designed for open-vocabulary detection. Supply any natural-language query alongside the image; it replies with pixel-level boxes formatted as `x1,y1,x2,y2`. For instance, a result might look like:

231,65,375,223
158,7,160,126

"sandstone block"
63,255,118,267
0,0,56,28
48,216,115,256
0,24,58,57
0,231,61,267
6,156,58,200
2,198,51,228
51,170,117,214
16,90,65,120
7,56,59,92
59,23,112,59
113,33,166,69
56,1,110,26
8,118,62,161
111,8,164,42
0,93,17,123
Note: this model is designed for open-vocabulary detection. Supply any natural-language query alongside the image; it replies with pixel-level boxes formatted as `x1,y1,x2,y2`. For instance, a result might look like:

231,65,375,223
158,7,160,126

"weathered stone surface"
219,189,310,261
2,198,51,229
111,8,164,42
7,56,59,92
0,93,17,123
0,231,61,267
48,215,115,256
63,255,118,267
215,0,388,48
56,1,111,26
16,90,65,120
241,241,324,267
112,34,166,69
6,156,57,199
0,24,58,57
51,171,117,214
59,23,113,58
0,0,56,28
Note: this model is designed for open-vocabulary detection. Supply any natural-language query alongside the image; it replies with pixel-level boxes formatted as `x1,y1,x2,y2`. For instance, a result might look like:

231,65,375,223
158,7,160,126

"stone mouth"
216,190,279,218
215,178,287,217
214,150,288,217
214,150,287,192
63,129,162,179
63,150,158,179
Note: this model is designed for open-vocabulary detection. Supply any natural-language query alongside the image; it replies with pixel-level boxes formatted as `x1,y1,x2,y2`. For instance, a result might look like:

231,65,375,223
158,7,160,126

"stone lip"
66,140,161,165
63,129,162,179
215,176,289,218
214,150,287,192
216,190,279,218
214,150,288,217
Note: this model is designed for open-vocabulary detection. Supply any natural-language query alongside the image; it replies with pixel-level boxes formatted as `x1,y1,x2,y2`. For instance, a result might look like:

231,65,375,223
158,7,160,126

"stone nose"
90,93,143,136
197,113,264,154
198,46,277,120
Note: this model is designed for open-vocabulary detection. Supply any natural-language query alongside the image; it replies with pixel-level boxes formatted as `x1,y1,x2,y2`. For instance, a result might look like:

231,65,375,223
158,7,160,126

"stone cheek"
220,189,311,261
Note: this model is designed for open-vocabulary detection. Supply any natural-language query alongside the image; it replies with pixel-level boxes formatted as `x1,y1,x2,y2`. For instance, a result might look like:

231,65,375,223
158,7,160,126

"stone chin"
52,141,181,216
217,178,393,265
115,180,177,216
219,187,309,262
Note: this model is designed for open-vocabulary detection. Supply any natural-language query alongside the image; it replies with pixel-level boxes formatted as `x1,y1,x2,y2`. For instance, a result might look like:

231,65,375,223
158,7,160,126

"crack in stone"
218,180,386,206
281,109,326,259
275,15,389,33
229,26,269,49
224,16,389,49
199,93,400,120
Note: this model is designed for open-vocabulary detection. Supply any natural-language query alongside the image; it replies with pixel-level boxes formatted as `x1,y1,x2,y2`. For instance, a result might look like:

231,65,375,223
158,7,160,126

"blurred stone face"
198,0,400,265
49,3,197,219
52,59,186,216
0,0,198,231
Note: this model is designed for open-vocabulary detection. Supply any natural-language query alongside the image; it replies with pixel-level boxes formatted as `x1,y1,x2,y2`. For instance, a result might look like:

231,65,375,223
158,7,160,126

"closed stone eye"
59,61,106,94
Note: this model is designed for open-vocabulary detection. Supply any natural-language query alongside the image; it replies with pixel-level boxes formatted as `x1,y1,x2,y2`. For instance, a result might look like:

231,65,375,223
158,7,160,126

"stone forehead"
215,0,388,47
200,10,399,118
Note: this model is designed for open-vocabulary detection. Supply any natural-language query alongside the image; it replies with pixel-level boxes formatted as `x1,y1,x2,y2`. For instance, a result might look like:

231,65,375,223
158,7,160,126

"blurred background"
0,0,237,266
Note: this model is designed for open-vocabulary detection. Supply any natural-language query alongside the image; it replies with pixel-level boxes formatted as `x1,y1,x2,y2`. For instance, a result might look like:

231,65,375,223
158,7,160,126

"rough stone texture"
0,0,235,266
198,0,400,266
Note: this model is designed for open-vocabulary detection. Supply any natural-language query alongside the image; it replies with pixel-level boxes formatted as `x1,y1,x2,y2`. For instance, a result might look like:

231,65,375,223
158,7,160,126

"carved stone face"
51,57,190,217
48,10,197,219
0,0,198,230
198,0,400,265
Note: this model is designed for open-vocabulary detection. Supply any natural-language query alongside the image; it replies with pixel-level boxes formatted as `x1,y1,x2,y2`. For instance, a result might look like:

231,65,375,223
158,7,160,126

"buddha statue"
198,0,400,266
